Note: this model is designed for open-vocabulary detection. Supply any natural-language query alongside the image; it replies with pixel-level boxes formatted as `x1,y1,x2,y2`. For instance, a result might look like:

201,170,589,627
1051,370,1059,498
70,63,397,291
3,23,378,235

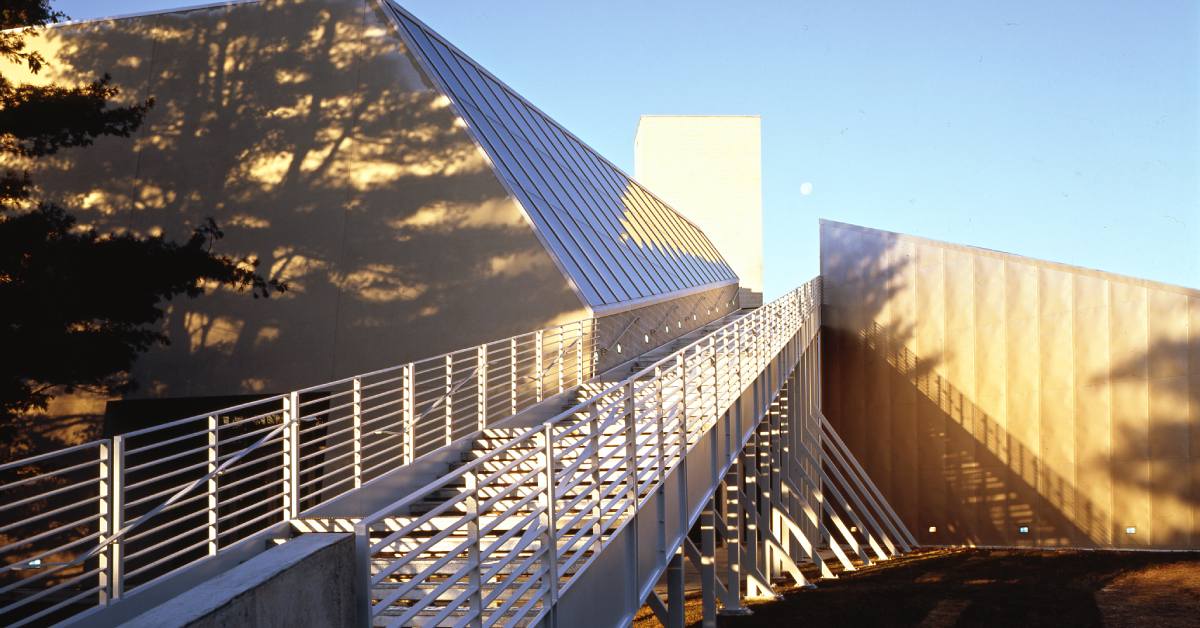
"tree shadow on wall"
819,223,929,532
820,222,1108,547
1100,335,1197,547
20,0,582,414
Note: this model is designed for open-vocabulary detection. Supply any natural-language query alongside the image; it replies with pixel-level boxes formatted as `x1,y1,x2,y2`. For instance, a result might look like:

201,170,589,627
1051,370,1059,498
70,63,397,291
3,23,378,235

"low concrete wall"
121,534,356,628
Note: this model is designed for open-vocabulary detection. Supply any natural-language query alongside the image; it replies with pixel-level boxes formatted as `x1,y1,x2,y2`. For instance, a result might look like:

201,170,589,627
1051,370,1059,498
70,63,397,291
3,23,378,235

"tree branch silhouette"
0,1,284,420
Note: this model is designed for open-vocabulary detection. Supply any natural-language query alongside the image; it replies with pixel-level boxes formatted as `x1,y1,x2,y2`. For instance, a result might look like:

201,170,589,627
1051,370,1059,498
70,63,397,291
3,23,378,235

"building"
635,115,764,307
0,0,738,439
2,2,1199,626
821,220,1200,549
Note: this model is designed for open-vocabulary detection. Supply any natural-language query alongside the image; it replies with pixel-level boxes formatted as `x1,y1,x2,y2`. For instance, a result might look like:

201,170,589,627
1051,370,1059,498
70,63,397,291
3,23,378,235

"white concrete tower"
634,115,764,307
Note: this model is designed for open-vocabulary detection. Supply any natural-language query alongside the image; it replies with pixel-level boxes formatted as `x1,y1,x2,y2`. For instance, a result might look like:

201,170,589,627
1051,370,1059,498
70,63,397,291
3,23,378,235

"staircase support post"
466,468,484,628
666,548,685,628
719,465,750,615
536,425,559,616
700,497,718,628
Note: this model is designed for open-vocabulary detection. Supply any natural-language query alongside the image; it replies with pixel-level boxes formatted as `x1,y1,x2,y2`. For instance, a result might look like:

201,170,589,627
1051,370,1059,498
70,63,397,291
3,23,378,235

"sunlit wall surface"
634,115,763,307
0,0,586,403
821,220,1200,549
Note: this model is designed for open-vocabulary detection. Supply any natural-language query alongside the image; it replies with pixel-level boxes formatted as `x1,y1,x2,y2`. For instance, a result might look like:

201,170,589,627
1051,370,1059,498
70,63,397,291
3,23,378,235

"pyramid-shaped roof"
382,2,738,314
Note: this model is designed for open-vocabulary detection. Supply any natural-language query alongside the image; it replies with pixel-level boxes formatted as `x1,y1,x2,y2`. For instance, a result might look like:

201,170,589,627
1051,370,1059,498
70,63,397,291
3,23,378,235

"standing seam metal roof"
382,1,739,314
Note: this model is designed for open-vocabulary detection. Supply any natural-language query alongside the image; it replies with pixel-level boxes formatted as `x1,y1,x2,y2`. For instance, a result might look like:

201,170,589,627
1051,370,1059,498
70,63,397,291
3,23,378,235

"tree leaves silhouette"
0,1,284,419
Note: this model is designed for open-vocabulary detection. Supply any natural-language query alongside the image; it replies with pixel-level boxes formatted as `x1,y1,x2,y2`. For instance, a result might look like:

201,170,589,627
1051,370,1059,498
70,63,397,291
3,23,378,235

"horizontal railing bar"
1,564,103,620
0,495,99,535
0,479,99,516
11,583,102,628
125,427,214,455
125,458,209,492
125,524,207,562
0,531,102,593
0,457,101,493
124,536,211,580
214,474,286,503
0,441,104,473
216,509,283,540
125,398,283,440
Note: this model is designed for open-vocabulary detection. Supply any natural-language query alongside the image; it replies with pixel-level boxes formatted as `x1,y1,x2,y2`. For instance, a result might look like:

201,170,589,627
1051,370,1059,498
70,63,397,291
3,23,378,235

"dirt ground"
633,548,1200,627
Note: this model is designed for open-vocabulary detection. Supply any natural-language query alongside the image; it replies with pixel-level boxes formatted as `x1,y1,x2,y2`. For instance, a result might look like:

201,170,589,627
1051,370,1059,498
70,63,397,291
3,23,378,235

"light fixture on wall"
1125,526,1137,535
1018,525,1030,535
928,526,937,534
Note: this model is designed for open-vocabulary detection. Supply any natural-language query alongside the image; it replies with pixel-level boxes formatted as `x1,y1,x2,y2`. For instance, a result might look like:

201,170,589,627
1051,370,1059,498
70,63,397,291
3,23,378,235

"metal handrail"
0,315,603,626
355,278,822,625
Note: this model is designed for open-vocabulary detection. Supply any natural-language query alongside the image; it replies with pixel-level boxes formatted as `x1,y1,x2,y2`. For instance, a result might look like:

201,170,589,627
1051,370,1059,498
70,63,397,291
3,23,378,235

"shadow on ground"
634,548,1200,628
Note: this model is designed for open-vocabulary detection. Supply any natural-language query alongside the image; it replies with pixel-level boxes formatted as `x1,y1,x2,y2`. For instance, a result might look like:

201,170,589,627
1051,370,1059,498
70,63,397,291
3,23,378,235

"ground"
633,548,1200,627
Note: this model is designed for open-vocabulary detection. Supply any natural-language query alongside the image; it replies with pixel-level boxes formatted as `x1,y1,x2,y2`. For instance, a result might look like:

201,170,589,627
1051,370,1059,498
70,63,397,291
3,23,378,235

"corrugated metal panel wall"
821,220,1200,549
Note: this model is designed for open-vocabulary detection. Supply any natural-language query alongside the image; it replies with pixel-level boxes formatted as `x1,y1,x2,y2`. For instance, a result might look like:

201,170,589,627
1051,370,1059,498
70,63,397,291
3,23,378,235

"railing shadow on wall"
818,222,1094,547
820,220,1197,550
854,323,1106,547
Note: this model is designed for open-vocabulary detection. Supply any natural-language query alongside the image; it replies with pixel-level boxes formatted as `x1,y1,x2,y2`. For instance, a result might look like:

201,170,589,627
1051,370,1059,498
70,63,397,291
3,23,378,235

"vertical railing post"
588,407,604,547
465,467,484,627
655,367,665,481
352,377,363,488
98,436,124,604
591,320,600,381
476,345,488,432
729,321,739,396
445,355,454,446
535,330,544,403
403,364,415,465
678,354,689,451
576,322,585,386
206,415,219,555
623,381,639,516
536,425,559,612
556,329,564,394
510,337,518,416
281,392,300,520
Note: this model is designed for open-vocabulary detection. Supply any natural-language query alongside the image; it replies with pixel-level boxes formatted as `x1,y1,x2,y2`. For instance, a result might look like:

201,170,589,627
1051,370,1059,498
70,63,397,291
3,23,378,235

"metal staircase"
338,277,914,627
0,277,914,627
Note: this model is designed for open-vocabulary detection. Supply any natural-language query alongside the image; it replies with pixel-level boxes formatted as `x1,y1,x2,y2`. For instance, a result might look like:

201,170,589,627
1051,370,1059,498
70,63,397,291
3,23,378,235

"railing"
0,317,597,626
355,278,821,626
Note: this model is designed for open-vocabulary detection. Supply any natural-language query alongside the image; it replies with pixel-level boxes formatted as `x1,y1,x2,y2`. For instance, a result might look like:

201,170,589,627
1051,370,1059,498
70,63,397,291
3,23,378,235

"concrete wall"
1,0,585,432
120,533,356,628
820,220,1200,549
634,116,763,306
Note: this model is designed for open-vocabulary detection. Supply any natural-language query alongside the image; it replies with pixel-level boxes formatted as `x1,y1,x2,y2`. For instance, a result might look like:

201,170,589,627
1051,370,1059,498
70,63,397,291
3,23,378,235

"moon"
800,182,813,196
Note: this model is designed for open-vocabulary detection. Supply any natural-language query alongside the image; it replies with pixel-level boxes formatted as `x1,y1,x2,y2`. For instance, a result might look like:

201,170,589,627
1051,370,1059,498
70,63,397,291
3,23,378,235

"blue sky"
58,0,1199,296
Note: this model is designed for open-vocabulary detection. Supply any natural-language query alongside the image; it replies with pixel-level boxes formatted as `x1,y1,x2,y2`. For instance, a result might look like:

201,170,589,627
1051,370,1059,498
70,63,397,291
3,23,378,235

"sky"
57,0,1199,298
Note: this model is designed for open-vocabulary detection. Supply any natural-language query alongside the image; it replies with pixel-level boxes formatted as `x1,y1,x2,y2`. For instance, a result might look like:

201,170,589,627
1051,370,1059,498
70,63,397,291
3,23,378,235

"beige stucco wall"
634,116,762,305
1,0,585,409
821,220,1200,549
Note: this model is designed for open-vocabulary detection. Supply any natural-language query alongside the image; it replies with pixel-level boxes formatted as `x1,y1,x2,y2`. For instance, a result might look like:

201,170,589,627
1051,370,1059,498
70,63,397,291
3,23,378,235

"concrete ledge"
121,533,356,628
